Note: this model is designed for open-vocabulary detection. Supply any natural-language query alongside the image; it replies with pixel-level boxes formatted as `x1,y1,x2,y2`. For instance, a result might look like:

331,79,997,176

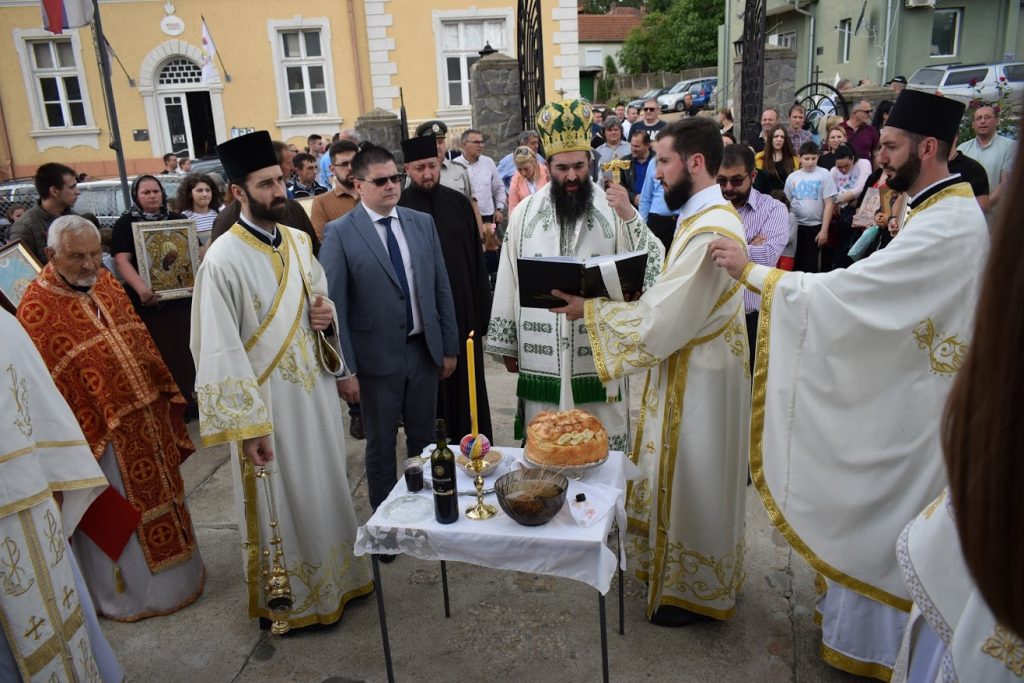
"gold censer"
256,466,294,635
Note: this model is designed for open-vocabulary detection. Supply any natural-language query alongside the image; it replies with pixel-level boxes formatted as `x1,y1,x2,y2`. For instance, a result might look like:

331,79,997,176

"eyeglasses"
358,173,406,187
717,175,748,187
856,108,872,114
642,107,658,112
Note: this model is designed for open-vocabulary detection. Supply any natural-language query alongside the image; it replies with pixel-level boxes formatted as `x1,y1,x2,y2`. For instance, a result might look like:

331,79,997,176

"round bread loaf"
524,409,608,466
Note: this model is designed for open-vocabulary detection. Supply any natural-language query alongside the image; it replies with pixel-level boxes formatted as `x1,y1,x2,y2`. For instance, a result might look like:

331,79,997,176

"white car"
907,62,1023,106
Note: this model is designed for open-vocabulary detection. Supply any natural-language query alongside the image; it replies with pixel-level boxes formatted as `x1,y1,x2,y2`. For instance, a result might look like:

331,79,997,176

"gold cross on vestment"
24,616,45,640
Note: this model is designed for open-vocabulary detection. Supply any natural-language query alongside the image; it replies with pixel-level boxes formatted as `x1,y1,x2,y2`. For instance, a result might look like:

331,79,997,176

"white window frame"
930,8,962,59
432,8,515,121
267,17,342,140
838,18,852,64
12,28,99,151
767,31,796,50
585,47,603,67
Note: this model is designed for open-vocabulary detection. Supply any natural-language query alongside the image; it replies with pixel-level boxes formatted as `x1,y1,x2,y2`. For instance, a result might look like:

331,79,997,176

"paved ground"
102,354,866,682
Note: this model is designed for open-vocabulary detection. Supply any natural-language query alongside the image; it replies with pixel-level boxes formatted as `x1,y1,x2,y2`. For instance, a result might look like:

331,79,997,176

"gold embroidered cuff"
200,423,274,449
740,261,761,295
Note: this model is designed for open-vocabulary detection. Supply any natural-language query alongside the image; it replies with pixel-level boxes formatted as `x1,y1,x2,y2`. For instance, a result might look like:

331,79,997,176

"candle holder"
256,466,294,635
465,438,496,520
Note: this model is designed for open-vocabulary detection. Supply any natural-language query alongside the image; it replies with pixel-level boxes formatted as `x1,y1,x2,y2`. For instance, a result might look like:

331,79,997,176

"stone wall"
731,46,796,143
355,108,404,161
470,53,523,161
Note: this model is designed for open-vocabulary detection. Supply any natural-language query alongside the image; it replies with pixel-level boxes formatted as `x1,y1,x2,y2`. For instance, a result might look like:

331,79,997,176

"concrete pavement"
101,354,866,682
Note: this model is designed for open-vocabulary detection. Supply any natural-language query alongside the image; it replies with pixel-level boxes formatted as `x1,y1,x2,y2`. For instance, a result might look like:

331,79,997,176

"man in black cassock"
399,136,494,441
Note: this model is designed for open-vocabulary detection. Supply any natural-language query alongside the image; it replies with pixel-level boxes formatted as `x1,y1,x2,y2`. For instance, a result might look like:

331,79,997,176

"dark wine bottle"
430,419,459,524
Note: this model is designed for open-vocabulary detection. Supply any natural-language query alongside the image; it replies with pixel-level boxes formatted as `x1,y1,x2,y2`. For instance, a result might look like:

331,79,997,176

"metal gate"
793,82,849,135
517,0,546,131
739,0,766,146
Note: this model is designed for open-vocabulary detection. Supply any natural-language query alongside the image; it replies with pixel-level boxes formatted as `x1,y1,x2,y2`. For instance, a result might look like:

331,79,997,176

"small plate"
522,450,609,473
381,495,433,524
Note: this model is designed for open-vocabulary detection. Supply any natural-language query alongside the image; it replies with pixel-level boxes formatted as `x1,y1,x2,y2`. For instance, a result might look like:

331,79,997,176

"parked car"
627,87,669,111
658,77,718,112
73,175,186,229
907,62,1023,105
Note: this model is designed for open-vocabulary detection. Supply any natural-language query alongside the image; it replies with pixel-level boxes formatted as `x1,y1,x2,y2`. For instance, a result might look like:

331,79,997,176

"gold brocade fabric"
18,266,196,573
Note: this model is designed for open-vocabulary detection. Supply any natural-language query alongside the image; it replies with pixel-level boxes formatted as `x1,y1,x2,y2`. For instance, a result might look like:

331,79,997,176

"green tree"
619,0,724,73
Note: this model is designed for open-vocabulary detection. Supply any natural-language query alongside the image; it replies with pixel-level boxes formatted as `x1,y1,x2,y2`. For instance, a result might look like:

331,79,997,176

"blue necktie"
379,216,414,334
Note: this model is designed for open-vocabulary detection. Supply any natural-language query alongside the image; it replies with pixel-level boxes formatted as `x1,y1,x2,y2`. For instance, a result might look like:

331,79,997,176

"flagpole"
201,16,231,82
91,0,130,207
106,39,135,87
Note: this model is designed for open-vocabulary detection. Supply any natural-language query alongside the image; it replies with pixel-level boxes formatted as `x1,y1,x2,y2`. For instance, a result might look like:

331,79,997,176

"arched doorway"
156,58,217,158
139,40,226,160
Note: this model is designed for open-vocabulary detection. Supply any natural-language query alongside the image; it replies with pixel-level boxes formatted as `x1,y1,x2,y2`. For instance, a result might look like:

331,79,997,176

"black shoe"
350,414,365,440
649,605,713,627
375,553,396,564
259,616,272,631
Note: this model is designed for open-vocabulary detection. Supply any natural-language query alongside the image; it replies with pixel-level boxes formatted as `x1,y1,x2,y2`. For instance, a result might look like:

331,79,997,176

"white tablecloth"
354,448,640,594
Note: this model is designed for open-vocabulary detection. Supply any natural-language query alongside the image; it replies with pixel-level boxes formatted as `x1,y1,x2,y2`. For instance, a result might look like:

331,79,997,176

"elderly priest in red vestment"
18,214,205,622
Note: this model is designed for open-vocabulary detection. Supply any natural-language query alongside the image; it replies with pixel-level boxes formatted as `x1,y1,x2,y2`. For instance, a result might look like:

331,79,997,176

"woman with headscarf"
111,175,197,415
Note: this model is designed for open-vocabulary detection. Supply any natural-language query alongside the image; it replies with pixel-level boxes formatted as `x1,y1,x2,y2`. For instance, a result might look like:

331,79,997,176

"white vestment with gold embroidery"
892,490,1024,682
190,225,373,629
485,182,663,450
584,185,750,620
0,310,121,682
744,182,988,676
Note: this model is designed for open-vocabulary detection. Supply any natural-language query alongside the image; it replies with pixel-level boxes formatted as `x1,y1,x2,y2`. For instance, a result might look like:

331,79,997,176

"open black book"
517,251,649,308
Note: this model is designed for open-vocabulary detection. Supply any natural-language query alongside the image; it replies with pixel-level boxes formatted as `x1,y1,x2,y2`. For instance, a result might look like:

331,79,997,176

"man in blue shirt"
638,156,679,251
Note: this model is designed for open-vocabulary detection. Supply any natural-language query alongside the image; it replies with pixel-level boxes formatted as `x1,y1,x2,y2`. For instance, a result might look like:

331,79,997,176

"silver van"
907,62,1023,106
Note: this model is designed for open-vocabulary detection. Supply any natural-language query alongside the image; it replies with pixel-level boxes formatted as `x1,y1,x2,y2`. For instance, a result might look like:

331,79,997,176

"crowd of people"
1,82,1021,683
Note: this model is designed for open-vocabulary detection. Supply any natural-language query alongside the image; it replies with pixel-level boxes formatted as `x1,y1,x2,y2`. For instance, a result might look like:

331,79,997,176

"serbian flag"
41,0,94,35
200,17,217,84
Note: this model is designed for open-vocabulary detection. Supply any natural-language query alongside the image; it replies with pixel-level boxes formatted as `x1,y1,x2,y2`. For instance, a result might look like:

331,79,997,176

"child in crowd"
770,189,798,271
785,141,837,273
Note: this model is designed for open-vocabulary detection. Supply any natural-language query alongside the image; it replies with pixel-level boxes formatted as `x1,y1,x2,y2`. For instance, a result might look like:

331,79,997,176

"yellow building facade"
0,0,580,179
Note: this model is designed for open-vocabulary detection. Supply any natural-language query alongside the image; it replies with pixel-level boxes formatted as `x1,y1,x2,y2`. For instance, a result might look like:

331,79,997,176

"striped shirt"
735,189,790,313
184,209,218,243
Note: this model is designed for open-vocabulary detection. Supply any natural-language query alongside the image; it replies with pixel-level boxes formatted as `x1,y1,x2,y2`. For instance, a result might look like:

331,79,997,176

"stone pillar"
355,108,404,161
470,53,522,162
732,45,796,143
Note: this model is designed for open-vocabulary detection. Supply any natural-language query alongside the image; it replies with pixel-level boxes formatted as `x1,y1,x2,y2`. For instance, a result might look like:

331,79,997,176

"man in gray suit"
320,145,459,516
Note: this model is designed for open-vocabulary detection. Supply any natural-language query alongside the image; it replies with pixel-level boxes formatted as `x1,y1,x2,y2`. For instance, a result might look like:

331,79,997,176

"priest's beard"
243,187,287,224
551,174,593,229
411,178,438,192
663,165,694,212
885,149,921,193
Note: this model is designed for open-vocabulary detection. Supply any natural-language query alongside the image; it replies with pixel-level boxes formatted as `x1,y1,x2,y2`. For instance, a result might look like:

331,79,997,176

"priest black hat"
401,135,437,163
217,130,279,183
884,90,965,145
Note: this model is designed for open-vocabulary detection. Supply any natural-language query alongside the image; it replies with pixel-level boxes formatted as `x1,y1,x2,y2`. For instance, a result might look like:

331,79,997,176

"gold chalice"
465,437,496,520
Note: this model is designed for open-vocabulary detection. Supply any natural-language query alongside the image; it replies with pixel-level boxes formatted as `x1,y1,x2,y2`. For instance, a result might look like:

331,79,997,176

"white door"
159,94,194,158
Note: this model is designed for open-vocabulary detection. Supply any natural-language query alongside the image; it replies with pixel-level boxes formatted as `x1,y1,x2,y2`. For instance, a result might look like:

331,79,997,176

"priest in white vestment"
710,90,989,678
553,117,749,626
485,98,663,452
0,308,123,682
894,148,1024,682
191,132,373,632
